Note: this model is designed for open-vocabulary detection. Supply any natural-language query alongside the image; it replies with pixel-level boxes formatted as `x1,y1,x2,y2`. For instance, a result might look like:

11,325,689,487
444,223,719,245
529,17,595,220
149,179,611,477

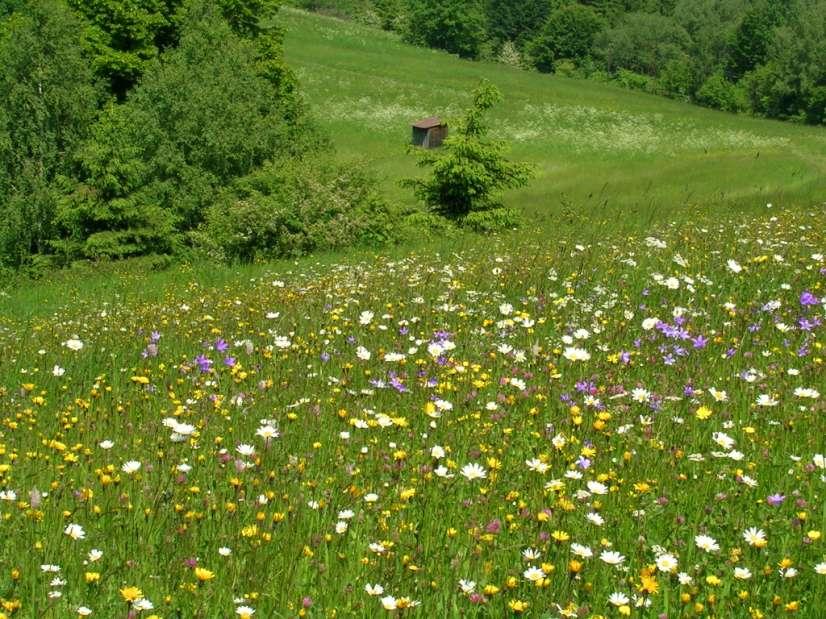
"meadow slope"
283,8,826,227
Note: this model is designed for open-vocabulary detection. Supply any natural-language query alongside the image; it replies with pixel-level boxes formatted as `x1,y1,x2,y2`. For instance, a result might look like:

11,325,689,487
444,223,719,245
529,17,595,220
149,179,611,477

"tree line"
293,0,826,125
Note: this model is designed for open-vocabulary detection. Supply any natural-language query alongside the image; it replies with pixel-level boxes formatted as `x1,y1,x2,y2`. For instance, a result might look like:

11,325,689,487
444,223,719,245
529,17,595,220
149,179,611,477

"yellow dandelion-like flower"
508,599,528,613
551,530,570,542
120,586,143,603
695,406,713,420
194,567,215,581
640,574,659,594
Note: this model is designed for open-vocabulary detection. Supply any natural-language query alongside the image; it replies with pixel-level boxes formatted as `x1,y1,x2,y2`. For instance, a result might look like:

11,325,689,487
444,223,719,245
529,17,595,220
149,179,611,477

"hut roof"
412,116,444,129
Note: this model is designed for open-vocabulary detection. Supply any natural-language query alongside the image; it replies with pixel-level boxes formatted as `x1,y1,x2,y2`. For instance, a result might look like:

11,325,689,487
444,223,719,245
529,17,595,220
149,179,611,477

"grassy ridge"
283,8,826,224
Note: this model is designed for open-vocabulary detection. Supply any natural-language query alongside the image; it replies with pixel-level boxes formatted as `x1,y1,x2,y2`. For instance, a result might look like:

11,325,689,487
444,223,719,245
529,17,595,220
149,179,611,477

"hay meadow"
0,8,825,619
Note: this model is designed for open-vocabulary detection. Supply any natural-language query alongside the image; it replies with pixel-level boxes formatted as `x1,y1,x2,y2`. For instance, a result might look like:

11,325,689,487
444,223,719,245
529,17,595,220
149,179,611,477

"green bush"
486,0,553,49
695,71,746,112
195,157,395,262
614,69,656,93
657,56,696,100
68,0,286,98
528,4,604,73
742,1,826,125
459,206,520,232
399,211,456,239
403,0,487,60
597,12,691,77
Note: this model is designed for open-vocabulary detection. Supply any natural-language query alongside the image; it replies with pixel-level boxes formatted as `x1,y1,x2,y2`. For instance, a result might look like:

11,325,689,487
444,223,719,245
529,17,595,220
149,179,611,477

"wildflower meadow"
0,207,824,617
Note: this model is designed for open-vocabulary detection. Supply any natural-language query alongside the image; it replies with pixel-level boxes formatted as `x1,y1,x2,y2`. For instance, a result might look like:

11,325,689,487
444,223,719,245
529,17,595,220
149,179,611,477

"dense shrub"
460,206,519,232
744,0,826,124
195,157,395,262
57,3,309,260
614,69,656,93
67,0,285,98
725,0,790,81
695,71,746,112
529,4,604,73
485,0,553,49
657,56,695,99
597,12,691,76
403,0,487,59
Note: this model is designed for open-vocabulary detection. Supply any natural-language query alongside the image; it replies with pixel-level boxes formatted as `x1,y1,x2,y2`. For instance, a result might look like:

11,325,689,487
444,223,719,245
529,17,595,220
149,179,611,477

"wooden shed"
412,116,448,148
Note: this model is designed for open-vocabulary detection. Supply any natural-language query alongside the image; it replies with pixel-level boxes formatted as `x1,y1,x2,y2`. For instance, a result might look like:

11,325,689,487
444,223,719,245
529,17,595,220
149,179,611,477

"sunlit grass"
282,8,826,224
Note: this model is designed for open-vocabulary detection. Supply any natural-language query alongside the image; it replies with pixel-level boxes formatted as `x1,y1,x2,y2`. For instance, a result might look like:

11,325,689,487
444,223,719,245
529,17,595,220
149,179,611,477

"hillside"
283,8,826,227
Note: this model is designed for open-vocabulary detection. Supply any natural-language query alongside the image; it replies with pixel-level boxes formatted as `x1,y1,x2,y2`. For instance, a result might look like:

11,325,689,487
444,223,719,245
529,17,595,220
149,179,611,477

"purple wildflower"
691,334,708,349
388,372,408,393
195,354,212,373
766,493,785,507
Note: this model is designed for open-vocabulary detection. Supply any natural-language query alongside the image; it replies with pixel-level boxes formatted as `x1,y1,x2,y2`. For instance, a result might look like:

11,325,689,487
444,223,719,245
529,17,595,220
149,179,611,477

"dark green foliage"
403,0,487,59
597,11,690,76
673,0,744,81
614,68,656,92
0,0,397,271
372,0,406,30
220,0,281,37
58,3,300,259
196,157,395,261
744,0,826,123
68,0,283,98
529,4,604,73
0,0,99,268
0,0,25,15
405,81,532,227
578,0,626,22
485,0,554,49
67,0,179,99
725,0,789,81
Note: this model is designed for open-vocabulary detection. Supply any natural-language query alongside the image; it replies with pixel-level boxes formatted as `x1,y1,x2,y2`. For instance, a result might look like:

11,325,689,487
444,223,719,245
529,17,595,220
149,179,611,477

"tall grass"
0,207,824,616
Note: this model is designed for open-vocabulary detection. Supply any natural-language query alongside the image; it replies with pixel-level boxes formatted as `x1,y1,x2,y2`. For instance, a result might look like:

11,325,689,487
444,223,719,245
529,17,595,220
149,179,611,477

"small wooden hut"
411,117,448,148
